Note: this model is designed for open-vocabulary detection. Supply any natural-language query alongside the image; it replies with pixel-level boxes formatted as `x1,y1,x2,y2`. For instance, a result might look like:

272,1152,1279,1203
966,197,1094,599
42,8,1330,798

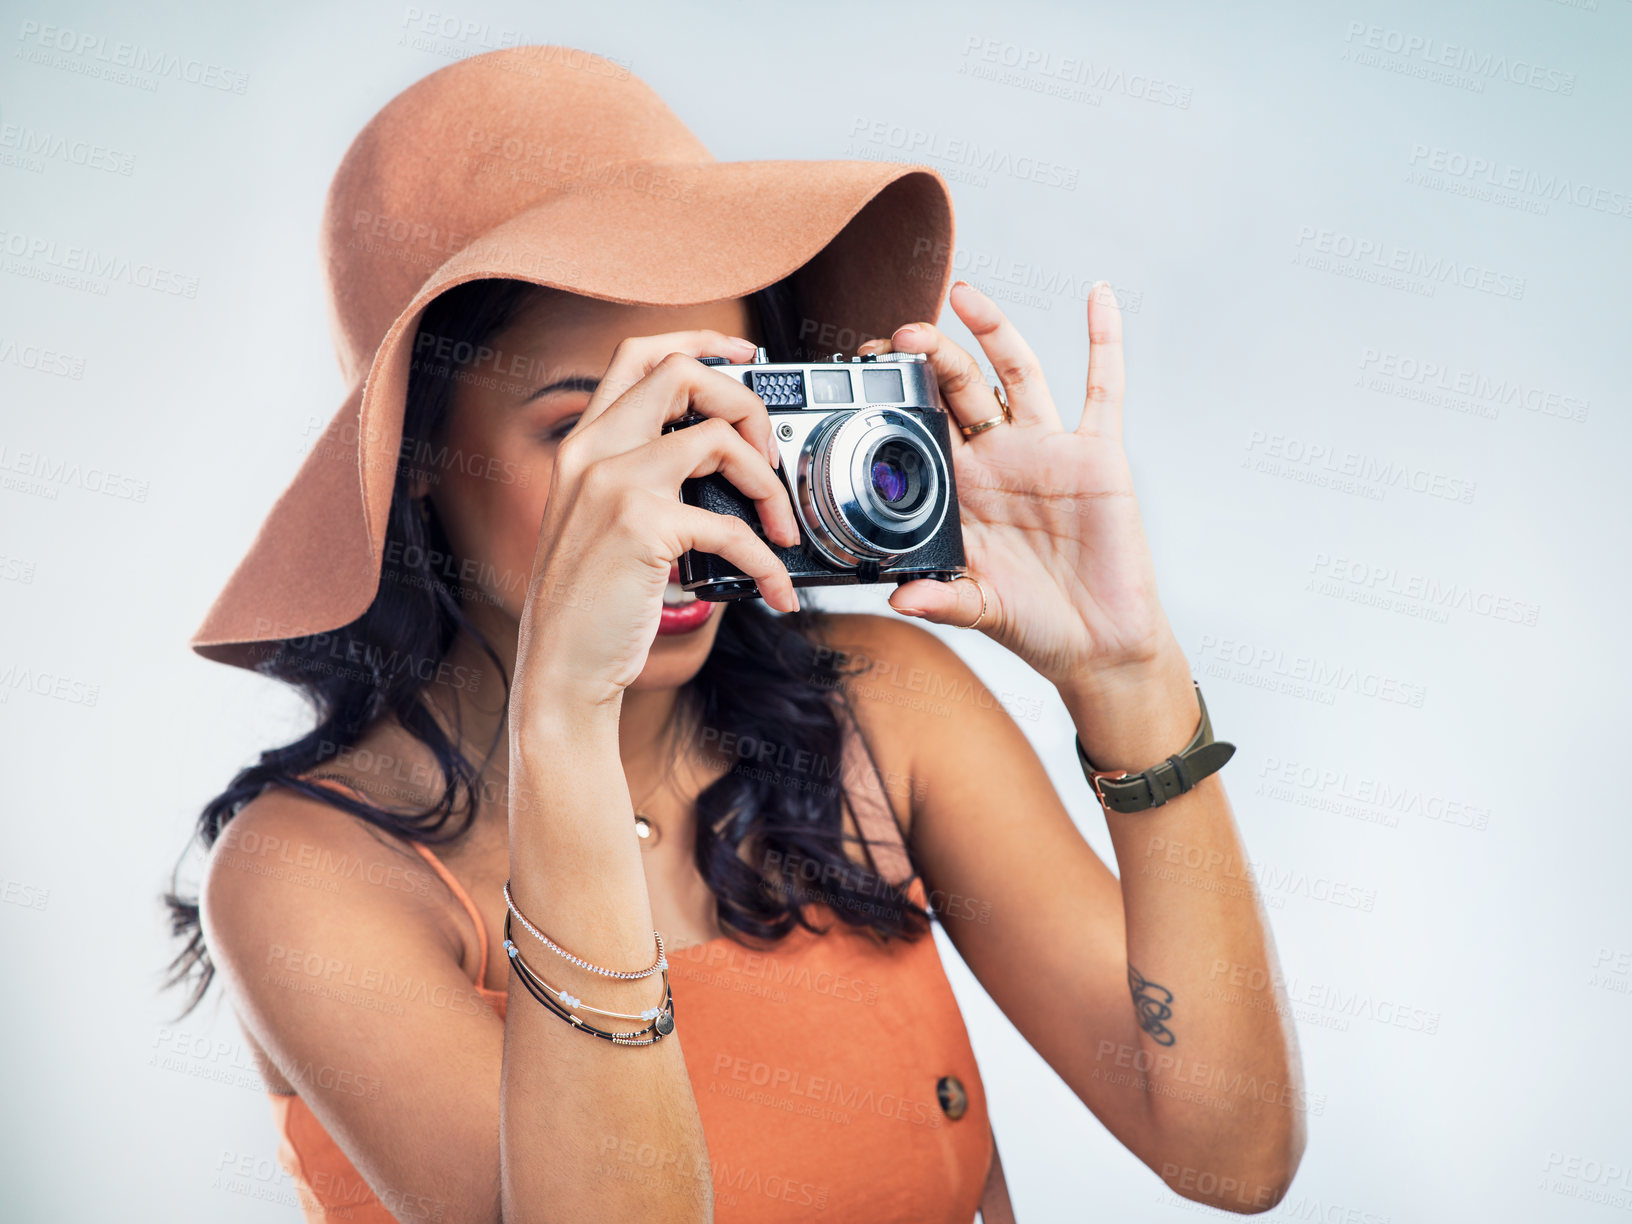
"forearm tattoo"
1128,964,1176,1046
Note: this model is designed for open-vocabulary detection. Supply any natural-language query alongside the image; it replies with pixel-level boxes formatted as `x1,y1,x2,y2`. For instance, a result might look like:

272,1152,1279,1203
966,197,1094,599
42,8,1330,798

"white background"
2,1,1628,1220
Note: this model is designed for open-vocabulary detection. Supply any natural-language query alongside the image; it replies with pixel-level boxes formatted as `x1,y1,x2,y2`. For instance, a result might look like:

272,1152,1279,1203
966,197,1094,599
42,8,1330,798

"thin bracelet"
503,878,667,980
510,959,670,1044
505,915,675,1044
502,914,673,1022
504,912,675,1035
507,941,670,1021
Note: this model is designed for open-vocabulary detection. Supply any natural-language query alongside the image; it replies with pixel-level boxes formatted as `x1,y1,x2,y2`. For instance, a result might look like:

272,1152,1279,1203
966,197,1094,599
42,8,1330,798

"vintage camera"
662,347,967,600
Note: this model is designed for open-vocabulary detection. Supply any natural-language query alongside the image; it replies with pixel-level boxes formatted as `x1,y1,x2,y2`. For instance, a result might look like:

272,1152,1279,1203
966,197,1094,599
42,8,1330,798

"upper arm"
200,790,504,1223
825,615,1156,1147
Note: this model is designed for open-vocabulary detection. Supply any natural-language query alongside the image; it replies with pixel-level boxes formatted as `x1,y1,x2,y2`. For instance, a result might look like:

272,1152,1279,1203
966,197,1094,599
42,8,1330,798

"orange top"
262,723,999,1223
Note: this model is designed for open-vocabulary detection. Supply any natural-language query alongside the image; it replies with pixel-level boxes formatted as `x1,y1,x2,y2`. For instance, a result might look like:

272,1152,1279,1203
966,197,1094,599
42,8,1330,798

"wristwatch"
1076,682,1235,814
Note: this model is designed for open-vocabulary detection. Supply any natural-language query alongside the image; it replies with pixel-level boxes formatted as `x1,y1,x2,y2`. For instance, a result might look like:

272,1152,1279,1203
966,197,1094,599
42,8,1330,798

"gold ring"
956,575,988,630
958,385,1012,439
959,414,1006,439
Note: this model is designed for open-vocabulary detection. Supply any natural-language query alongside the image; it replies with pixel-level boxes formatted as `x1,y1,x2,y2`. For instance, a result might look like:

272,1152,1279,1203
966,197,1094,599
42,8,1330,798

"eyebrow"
523,375,600,404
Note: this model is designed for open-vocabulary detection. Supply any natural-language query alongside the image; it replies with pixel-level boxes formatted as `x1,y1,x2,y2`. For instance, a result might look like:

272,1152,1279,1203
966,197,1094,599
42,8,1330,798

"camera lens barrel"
796,408,950,566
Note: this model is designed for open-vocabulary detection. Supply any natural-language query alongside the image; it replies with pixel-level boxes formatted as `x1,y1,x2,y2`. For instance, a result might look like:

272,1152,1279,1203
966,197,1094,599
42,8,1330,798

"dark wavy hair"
161,275,931,1019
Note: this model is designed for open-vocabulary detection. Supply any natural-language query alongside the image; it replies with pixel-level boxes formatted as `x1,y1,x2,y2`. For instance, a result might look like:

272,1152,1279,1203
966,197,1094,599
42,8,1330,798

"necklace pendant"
633,812,662,848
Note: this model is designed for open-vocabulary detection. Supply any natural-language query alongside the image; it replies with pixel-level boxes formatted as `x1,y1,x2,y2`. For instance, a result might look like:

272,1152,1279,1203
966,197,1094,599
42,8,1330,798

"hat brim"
191,159,955,669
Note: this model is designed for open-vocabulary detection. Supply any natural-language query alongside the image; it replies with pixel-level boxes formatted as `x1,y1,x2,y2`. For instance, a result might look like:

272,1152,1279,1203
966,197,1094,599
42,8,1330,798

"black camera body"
662,348,967,601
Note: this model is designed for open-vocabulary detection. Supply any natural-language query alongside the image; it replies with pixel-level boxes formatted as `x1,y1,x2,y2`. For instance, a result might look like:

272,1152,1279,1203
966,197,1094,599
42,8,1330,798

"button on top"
936,1074,968,1120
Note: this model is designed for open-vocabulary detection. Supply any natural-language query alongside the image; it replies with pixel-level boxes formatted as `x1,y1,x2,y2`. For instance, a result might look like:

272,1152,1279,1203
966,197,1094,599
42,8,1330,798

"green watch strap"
1075,682,1235,814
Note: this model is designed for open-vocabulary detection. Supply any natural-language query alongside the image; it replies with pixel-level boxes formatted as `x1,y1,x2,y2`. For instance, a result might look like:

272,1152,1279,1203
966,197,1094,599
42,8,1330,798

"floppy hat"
190,44,957,669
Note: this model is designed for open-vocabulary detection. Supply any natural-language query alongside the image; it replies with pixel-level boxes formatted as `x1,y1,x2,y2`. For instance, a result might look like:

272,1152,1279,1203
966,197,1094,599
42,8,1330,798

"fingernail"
895,606,923,617
893,323,920,338
732,336,758,352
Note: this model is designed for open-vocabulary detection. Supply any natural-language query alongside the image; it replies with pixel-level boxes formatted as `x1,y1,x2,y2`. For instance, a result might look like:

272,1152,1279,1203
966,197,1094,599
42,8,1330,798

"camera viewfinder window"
810,370,854,404
862,368,905,403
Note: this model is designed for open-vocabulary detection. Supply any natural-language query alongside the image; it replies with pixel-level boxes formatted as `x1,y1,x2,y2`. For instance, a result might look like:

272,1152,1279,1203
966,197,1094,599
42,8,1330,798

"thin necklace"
462,738,681,850
631,771,669,849
469,769,674,848
627,702,690,849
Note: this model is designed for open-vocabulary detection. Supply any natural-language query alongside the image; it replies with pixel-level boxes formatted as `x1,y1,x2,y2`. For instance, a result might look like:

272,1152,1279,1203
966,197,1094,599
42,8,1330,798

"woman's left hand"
871,280,1181,697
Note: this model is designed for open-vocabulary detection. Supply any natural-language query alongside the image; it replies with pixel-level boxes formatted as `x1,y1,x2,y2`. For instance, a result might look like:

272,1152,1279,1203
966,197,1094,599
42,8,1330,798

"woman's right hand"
509,329,802,723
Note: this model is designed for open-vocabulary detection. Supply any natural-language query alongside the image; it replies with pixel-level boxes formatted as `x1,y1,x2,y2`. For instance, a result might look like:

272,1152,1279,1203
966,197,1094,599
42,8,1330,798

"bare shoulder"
198,783,464,1004
804,611,1002,826
196,782,508,1218
809,610,995,733
806,608,961,670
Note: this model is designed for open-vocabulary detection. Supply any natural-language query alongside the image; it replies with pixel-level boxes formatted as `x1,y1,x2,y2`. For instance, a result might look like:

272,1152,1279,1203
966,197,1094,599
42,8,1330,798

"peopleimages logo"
0,444,150,501
1341,21,1577,95
0,229,200,299
0,337,86,380
1309,552,1540,627
906,237,1138,312
1357,348,1590,425
460,130,695,202
0,662,100,707
955,35,1194,109
846,116,1080,190
1407,145,1631,219
1257,756,1492,831
14,19,250,93
0,122,135,175
1194,633,1428,709
1243,429,1477,506
1293,226,1525,300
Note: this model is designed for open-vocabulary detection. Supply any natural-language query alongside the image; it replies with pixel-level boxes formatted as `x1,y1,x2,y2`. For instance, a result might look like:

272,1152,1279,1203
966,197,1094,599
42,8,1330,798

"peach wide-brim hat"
190,44,956,670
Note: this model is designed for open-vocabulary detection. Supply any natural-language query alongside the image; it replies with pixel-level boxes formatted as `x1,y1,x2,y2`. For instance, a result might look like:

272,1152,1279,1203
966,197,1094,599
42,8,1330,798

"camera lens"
869,440,927,515
872,458,907,503
795,408,950,566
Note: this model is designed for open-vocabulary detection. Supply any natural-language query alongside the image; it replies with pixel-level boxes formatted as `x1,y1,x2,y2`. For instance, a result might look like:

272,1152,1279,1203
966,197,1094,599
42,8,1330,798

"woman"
165,45,1304,1223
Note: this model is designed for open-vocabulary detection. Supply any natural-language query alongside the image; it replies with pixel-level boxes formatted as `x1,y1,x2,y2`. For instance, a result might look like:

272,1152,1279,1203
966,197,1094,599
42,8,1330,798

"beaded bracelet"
505,913,675,1043
511,960,670,1044
503,879,667,980
502,915,673,1023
